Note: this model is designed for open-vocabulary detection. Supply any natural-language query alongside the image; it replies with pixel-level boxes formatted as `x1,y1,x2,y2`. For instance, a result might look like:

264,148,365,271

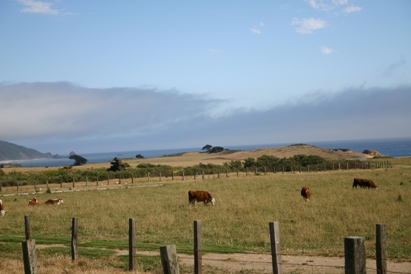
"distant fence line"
0,160,392,191
20,216,394,274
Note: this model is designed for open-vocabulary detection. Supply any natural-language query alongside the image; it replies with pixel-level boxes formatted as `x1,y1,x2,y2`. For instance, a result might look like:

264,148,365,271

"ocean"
2,137,410,168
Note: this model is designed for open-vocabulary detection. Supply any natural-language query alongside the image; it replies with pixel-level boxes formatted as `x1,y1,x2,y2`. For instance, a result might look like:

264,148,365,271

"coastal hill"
0,140,54,161
119,144,374,169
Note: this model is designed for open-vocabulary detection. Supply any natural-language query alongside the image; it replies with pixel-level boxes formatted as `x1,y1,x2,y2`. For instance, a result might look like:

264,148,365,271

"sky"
0,0,411,154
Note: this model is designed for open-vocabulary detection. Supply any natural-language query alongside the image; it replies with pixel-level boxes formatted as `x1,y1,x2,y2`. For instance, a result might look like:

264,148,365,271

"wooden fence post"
148,172,151,182
17,181,19,192
194,220,202,274
129,218,136,271
160,171,162,181
96,176,99,186
72,177,75,188
182,170,185,181
160,245,179,274
86,176,88,186
71,217,78,261
344,236,366,274
132,173,134,184
25,215,31,240
376,224,387,274
202,170,205,180
60,180,63,188
22,239,38,274
269,222,283,274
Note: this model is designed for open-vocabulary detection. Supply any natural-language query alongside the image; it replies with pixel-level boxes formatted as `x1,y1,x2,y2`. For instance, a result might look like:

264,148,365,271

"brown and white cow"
28,198,40,206
301,186,311,202
45,198,64,205
0,199,5,216
352,178,378,189
188,190,215,206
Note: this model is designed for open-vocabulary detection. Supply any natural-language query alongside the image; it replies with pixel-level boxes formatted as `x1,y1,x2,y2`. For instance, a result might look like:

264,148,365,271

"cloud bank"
1,82,410,153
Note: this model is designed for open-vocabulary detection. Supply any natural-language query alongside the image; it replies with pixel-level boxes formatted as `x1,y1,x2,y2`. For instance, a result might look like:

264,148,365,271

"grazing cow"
28,198,40,206
301,186,311,202
45,198,64,205
352,178,378,189
0,200,5,216
188,190,215,206
63,166,72,170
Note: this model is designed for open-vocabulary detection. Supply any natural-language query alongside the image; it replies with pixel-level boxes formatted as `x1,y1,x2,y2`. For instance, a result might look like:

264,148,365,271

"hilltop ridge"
0,140,54,161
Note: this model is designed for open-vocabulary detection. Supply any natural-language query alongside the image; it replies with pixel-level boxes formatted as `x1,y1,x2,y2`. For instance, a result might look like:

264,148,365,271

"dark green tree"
107,157,130,171
202,144,212,152
210,146,224,153
69,154,88,166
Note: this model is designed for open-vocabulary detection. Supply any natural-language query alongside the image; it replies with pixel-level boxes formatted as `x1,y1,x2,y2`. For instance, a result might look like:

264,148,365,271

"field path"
112,249,411,274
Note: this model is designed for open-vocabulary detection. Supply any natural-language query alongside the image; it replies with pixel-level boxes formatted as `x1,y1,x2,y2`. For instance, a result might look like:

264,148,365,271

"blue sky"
1,0,410,154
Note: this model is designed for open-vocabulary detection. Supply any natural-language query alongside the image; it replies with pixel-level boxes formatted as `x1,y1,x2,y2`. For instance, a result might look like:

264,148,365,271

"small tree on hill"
202,144,212,152
107,157,130,171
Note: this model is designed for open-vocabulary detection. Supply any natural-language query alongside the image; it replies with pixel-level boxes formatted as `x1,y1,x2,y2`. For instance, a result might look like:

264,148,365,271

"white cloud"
1,82,410,154
250,22,265,35
292,18,327,34
250,27,262,35
321,46,334,54
17,0,60,15
343,5,362,13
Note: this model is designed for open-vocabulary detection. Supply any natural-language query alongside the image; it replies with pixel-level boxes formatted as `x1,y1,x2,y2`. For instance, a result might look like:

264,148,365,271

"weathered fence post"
376,224,387,274
132,173,134,184
160,245,179,274
60,179,63,188
172,172,174,181
107,174,110,185
344,236,366,274
148,172,151,182
22,215,37,274
71,217,78,261
269,222,283,274
17,181,19,192
129,218,136,271
25,215,31,240
96,176,99,186
160,171,162,181
72,177,75,188
202,170,205,180
22,239,38,274
46,180,49,189
86,176,88,186
182,170,185,181
194,220,202,274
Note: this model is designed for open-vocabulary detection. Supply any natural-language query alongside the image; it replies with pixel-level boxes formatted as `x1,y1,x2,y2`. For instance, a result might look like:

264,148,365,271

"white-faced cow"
45,198,64,205
352,178,378,189
0,199,5,216
28,198,40,206
301,186,311,202
188,190,215,206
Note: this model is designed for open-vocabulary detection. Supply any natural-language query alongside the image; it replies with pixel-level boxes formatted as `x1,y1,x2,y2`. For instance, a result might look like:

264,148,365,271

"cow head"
209,198,216,205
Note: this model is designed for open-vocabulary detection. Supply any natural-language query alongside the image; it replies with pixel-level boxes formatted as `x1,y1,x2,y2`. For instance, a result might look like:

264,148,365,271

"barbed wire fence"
17,217,411,274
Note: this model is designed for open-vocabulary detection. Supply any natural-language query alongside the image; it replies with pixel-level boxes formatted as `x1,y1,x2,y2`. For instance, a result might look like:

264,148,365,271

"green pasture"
1,166,410,271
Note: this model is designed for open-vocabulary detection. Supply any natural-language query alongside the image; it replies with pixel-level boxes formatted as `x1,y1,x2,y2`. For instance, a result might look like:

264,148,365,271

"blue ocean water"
2,137,410,168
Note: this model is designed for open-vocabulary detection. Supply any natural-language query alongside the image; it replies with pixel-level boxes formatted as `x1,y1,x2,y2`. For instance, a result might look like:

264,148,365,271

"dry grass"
1,146,410,273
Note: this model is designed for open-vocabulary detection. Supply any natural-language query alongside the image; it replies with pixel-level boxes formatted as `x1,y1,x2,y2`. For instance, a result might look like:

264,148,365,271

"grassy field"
1,161,411,273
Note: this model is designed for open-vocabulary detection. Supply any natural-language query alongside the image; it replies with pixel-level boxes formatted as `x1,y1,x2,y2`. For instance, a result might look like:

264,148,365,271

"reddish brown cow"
352,178,378,189
0,199,5,216
301,186,311,202
28,198,40,206
188,190,215,206
45,198,64,205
